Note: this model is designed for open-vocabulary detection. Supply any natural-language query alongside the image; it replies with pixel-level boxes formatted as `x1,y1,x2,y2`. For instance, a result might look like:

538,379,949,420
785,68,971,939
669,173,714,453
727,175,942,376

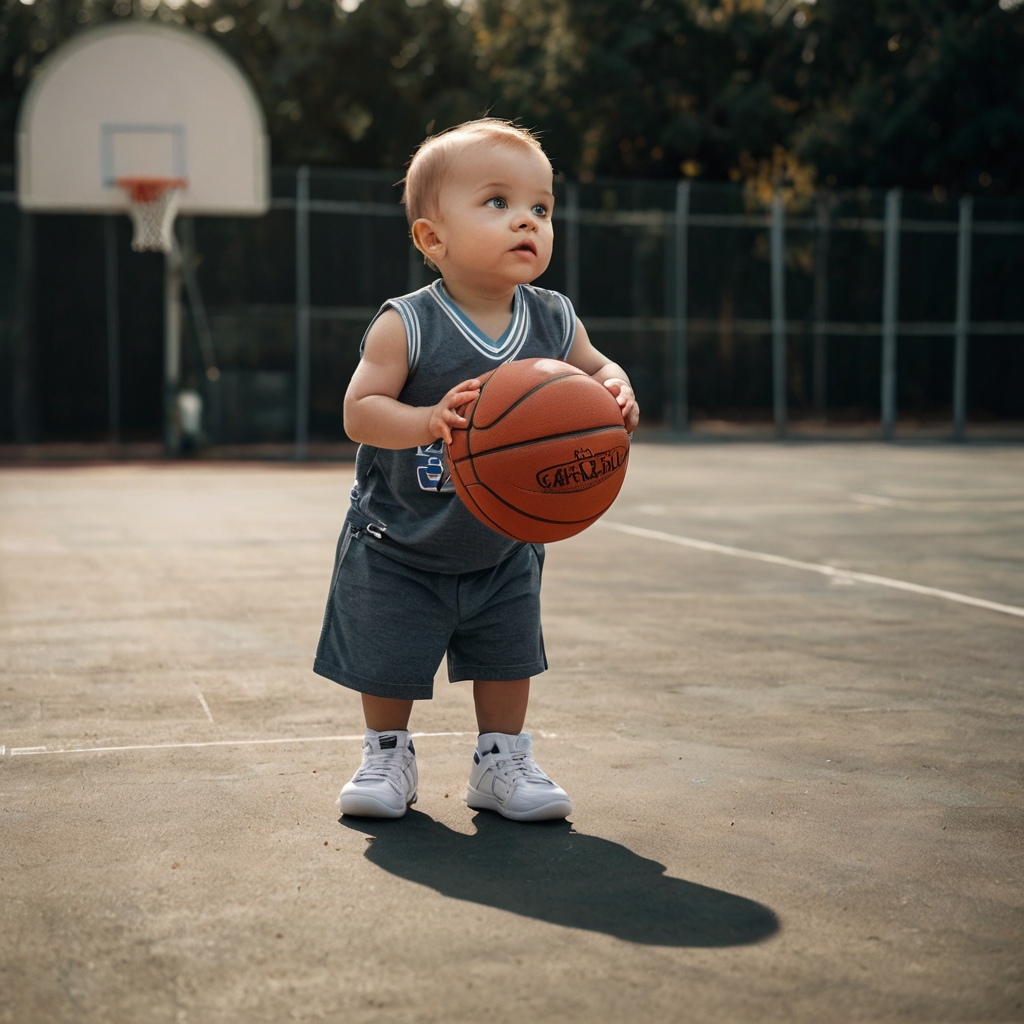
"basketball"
446,358,630,543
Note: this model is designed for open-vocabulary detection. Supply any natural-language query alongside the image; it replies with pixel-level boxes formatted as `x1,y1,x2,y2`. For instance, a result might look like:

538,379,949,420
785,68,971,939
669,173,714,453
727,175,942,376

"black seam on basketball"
466,373,489,433
466,451,630,526
469,372,584,432
450,424,629,466
450,463,520,539
474,505,519,539
468,479,607,526
462,371,491,465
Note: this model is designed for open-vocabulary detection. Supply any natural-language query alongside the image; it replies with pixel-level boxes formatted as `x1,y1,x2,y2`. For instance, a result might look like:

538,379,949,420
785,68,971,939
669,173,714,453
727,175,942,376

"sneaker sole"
338,791,417,819
466,785,572,822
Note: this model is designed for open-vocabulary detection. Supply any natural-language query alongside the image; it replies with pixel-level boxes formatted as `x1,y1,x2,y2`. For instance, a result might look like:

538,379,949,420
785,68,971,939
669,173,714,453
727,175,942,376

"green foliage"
475,0,1024,194
207,0,483,168
790,0,1024,194
0,0,1021,194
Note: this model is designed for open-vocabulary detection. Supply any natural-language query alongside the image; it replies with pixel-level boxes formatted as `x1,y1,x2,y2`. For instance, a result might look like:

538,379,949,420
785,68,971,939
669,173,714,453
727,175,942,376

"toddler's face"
431,142,554,287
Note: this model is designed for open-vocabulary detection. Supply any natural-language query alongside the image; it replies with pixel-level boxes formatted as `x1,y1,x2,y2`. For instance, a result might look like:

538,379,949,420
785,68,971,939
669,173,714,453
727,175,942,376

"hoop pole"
164,242,183,455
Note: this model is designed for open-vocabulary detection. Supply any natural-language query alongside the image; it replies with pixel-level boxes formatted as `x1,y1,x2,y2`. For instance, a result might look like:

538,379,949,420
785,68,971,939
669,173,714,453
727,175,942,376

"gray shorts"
313,529,547,700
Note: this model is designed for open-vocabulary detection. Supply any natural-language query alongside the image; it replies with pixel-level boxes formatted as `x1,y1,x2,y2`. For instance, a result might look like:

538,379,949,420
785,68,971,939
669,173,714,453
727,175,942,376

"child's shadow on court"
340,810,778,947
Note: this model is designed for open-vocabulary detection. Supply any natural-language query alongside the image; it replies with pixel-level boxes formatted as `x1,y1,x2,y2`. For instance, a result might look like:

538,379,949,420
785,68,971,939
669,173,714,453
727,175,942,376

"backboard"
17,22,269,216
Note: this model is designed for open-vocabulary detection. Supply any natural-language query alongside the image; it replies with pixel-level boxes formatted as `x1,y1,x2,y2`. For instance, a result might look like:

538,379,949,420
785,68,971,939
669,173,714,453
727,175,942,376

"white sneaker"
338,729,418,818
466,732,572,822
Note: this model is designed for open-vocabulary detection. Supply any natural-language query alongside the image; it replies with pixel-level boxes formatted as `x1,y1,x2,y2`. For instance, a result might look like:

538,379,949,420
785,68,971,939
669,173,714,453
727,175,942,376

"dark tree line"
1,0,1021,195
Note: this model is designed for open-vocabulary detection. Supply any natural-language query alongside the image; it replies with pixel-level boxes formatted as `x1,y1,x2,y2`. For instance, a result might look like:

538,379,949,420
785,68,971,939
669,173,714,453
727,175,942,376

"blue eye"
532,204,549,217
486,197,507,209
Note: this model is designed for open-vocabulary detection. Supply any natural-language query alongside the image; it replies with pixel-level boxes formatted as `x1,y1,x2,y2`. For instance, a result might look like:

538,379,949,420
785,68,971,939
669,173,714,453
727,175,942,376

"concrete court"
1,443,1022,1024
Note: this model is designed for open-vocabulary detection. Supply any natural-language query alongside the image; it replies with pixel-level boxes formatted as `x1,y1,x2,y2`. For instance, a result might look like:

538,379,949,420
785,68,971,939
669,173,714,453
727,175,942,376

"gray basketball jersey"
349,279,577,574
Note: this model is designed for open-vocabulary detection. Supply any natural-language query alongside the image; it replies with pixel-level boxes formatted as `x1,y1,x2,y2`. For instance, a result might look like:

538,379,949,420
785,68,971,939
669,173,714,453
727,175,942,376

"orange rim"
115,177,188,203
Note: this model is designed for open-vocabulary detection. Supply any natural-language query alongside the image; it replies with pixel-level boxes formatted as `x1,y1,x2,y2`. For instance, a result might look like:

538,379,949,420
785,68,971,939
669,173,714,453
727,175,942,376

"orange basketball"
446,358,630,543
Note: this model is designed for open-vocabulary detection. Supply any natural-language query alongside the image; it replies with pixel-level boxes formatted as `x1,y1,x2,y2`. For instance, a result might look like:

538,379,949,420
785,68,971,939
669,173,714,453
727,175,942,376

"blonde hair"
402,119,547,227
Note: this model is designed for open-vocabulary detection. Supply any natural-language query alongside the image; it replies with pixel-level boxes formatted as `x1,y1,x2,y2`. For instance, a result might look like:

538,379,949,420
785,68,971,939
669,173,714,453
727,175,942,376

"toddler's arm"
344,309,480,449
566,319,640,432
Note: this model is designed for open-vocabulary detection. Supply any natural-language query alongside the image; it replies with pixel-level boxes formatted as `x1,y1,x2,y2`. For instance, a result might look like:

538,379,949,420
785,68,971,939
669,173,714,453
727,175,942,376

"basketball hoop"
117,177,188,253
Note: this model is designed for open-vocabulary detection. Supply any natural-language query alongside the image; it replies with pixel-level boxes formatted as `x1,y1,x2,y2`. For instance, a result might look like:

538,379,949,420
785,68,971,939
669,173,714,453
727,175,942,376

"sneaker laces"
489,749,552,789
352,747,411,794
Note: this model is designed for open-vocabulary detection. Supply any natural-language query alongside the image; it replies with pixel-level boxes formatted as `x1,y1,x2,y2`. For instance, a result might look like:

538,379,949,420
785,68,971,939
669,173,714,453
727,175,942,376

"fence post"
13,211,37,444
564,181,580,309
881,188,902,441
953,195,973,442
104,216,120,445
671,180,691,432
295,166,311,460
770,191,787,438
812,193,830,415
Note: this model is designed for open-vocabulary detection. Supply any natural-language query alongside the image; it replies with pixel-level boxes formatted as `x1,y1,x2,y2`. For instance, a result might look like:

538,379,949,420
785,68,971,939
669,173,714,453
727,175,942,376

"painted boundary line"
599,521,1024,621
5,731,477,759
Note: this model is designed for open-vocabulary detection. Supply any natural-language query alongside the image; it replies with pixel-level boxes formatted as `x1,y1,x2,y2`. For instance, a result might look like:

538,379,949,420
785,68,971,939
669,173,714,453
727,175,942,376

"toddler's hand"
430,378,481,444
603,378,639,433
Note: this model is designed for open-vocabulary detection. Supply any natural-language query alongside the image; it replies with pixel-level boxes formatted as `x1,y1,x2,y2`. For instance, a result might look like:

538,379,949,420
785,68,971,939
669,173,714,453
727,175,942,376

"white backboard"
17,22,269,215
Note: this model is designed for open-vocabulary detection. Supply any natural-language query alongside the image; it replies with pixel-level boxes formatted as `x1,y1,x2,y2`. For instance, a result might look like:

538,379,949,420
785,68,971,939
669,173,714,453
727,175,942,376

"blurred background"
1,0,1022,451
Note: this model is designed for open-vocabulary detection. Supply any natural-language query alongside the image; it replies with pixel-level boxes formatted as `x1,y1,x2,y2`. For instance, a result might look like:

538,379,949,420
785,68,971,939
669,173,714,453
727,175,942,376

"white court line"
6,731,474,758
196,692,215,725
599,520,1024,621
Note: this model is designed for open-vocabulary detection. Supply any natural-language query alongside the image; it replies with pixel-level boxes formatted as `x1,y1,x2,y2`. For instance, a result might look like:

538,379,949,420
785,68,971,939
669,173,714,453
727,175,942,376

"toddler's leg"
468,677,571,822
472,678,529,735
362,694,414,731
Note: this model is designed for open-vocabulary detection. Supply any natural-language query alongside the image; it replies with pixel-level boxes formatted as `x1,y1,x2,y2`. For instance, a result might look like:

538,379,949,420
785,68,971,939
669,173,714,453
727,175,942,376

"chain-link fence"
1,165,1022,448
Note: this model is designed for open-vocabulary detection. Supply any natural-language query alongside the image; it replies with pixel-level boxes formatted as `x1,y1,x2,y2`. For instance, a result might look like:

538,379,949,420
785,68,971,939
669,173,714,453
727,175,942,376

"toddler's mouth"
511,240,537,255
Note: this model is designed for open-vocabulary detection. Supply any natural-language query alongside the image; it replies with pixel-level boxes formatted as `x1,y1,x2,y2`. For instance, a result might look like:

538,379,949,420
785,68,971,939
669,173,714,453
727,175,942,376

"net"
116,177,188,253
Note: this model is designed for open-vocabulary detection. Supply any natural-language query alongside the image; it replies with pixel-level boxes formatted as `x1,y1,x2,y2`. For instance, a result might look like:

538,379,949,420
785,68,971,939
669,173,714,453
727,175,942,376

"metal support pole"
953,195,973,442
164,241,183,455
671,180,690,432
812,193,830,416
881,188,902,441
104,216,121,444
295,166,311,460
179,218,219,379
770,191,787,438
564,181,580,309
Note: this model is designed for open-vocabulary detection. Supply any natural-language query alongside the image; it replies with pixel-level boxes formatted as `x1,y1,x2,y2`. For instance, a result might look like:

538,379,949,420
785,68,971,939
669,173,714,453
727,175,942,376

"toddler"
314,119,639,821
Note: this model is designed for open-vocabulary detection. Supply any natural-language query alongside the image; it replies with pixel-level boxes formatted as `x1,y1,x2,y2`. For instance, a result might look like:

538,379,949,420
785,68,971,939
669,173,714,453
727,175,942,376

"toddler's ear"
412,219,445,265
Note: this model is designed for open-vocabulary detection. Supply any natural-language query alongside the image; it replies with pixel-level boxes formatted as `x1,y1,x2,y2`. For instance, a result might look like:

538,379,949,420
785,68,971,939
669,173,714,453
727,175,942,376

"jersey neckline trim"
428,280,530,362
